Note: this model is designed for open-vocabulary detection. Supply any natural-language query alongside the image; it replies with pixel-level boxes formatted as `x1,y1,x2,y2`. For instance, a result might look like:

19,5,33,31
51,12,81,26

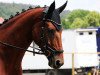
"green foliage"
62,9,100,29
0,2,34,19
70,18,89,29
85,11,100,27
67,9,89,23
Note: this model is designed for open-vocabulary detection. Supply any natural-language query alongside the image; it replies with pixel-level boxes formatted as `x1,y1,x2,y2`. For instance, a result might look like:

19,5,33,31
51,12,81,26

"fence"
64,52,100,75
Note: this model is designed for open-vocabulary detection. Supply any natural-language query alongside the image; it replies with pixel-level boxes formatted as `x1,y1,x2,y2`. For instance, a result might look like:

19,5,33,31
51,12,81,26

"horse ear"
45,1,55,19
57,1,68,14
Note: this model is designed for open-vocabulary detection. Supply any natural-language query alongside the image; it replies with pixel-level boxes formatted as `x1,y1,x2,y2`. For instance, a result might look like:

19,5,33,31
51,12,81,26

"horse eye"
47,29,55,38
48,29,55,33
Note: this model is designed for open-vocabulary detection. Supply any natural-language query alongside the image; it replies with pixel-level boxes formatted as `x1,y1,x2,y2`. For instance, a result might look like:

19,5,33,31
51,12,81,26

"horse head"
32,1,67,69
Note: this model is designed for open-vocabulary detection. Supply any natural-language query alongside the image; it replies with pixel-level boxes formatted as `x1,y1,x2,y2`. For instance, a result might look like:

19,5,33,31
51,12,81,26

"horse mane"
0,5,47,26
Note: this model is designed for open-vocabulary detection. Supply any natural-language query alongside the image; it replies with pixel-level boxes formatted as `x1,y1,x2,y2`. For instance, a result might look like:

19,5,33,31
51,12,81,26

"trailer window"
88,32,92,35
79,32,83,35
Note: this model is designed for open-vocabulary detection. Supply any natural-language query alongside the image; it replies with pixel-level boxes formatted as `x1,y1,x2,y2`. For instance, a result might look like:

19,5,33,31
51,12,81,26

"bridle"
38,19,64,58
0,9,64,58
39,8,64,58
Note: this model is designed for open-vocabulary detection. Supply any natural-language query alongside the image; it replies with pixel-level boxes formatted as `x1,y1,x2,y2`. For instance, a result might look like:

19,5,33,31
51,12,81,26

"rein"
0,40,44,55
0,38,63,57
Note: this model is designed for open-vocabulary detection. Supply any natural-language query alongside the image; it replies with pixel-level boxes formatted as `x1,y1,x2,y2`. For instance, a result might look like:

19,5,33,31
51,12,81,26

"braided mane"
0,5,47,26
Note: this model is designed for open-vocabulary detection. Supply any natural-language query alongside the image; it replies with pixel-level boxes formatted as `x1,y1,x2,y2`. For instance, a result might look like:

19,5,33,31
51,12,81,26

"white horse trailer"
22,29,99,75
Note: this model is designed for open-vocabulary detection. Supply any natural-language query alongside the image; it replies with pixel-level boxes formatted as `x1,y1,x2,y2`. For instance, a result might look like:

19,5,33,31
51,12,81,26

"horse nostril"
56,60,61,66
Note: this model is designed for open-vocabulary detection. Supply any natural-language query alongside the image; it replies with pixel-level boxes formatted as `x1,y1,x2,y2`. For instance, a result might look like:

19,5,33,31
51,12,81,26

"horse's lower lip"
53,65,61,69
49,63,61,69
48,61,62,69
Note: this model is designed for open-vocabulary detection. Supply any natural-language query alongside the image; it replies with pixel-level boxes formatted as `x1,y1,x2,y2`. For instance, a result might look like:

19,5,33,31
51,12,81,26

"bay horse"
0,1,67,75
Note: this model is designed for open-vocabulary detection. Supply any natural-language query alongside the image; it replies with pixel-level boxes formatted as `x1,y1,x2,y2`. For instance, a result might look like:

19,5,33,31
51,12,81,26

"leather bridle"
38,19,64,58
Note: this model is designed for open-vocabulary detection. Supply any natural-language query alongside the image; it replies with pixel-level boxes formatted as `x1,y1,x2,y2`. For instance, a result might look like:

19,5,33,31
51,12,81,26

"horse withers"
0,1,67,75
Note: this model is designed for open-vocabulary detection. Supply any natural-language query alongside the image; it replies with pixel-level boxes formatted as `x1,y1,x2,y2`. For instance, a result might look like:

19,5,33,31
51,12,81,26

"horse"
0,1,67,75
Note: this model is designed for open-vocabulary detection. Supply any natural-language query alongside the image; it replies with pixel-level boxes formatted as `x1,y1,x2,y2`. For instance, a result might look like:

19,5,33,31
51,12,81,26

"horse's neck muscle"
0,8,44,75
0,8,44,48
0,8,37,29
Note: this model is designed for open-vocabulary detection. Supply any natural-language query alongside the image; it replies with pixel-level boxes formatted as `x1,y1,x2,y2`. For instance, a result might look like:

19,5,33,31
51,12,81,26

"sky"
0,0,100,12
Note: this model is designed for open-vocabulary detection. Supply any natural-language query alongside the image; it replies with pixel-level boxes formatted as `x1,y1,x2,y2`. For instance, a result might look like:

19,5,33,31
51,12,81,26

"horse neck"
0,8,44,75
0,8,44,49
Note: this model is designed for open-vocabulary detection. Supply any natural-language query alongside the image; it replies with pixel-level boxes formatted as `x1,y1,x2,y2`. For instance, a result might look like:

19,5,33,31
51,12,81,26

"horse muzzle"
48,58,64,69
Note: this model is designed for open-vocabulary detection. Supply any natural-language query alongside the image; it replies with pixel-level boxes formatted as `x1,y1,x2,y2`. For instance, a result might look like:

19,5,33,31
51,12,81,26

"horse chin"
49,63,61,69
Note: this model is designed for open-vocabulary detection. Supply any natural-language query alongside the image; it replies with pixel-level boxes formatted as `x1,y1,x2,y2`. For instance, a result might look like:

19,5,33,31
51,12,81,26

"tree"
62,9,90,29
61,9,100,29
70,18,88,29
67,9,89,23
0,2,34,19
84,11,100,27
